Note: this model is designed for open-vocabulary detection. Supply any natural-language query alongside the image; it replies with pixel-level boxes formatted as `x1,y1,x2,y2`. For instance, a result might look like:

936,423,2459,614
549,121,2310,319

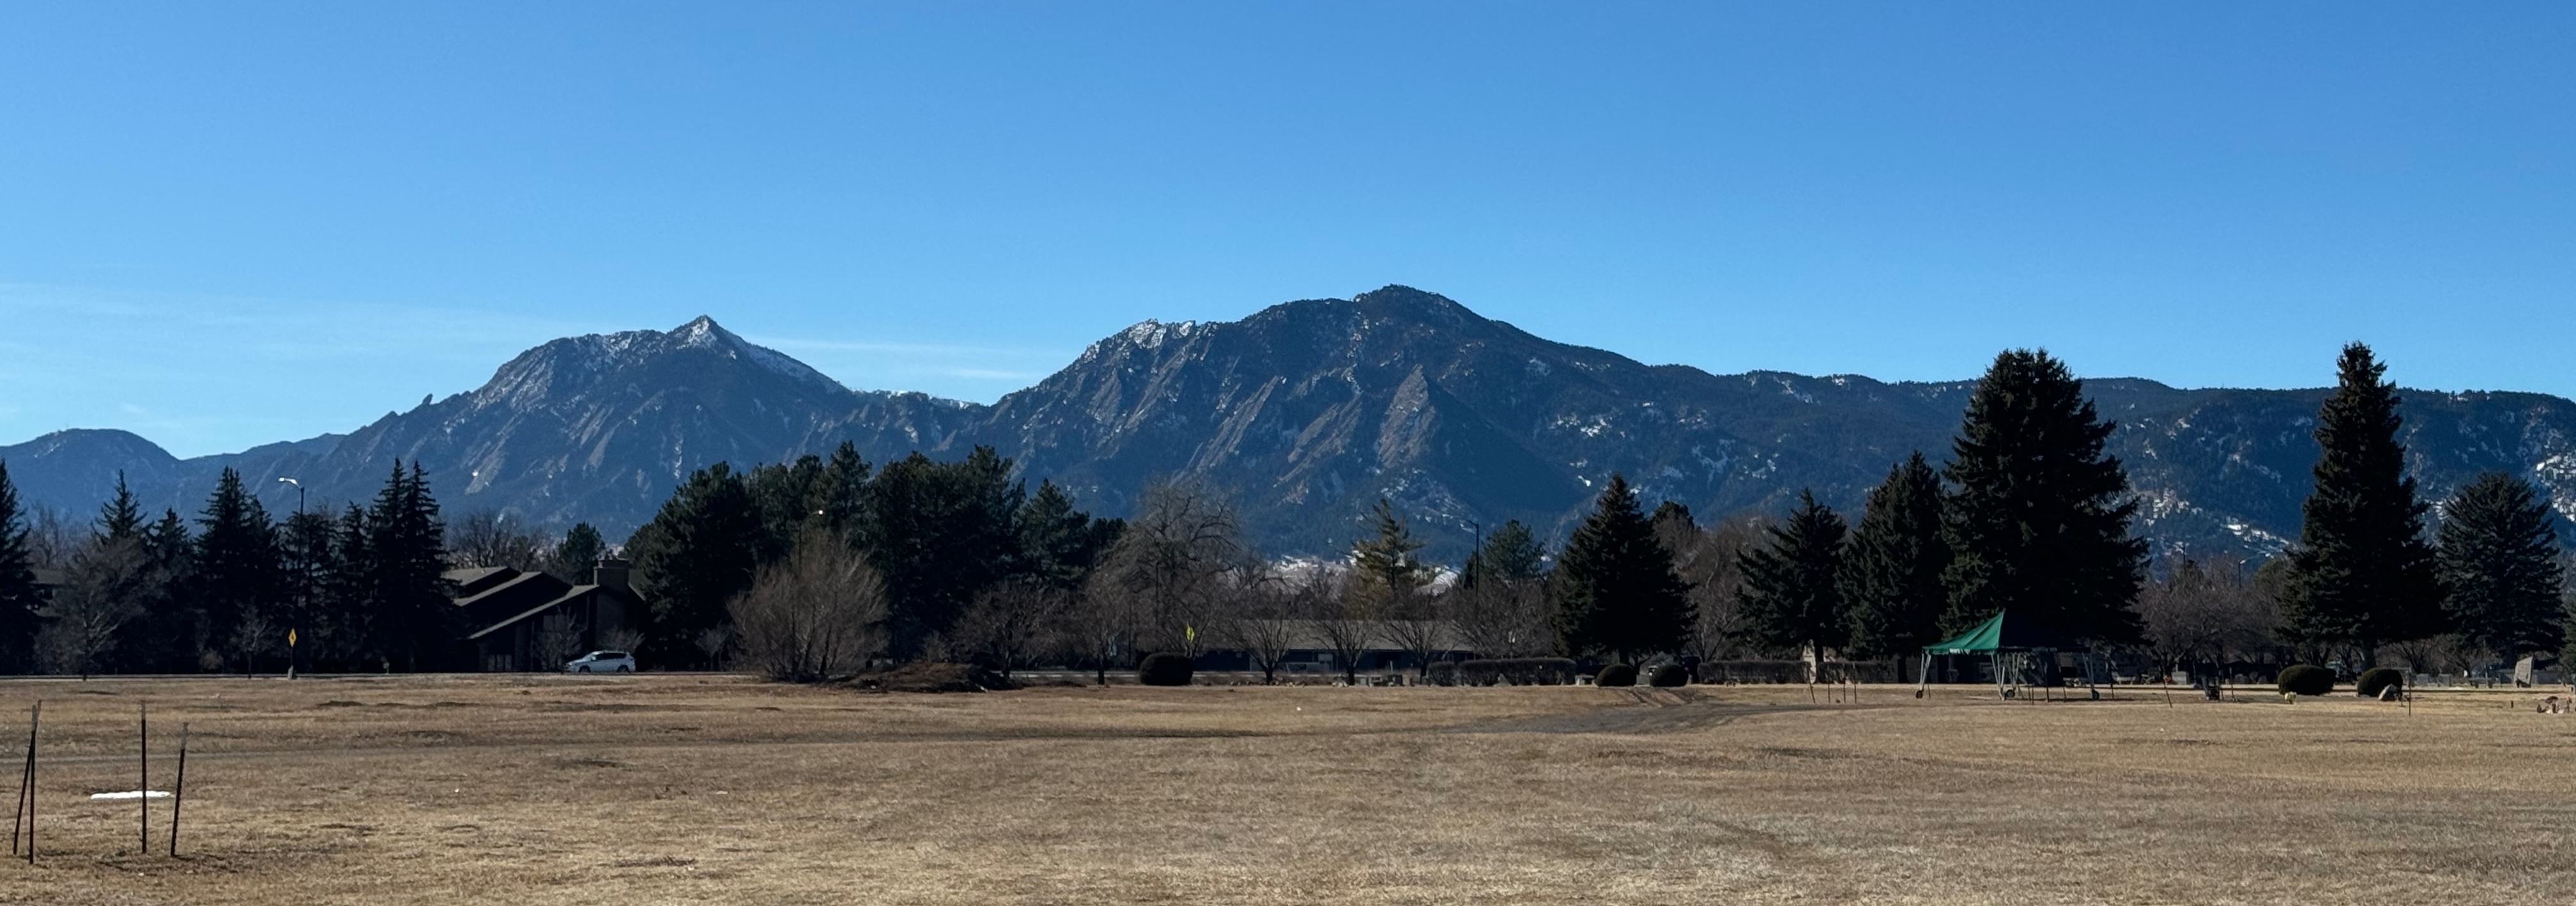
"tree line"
0,462,459,675
0,344,2561,682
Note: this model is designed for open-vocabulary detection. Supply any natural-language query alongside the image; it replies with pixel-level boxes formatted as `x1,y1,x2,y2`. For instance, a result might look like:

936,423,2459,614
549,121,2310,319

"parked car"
565,650,636,673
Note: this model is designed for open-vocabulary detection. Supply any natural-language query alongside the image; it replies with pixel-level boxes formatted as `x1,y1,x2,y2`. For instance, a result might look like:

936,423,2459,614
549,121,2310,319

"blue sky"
4,3,2572,457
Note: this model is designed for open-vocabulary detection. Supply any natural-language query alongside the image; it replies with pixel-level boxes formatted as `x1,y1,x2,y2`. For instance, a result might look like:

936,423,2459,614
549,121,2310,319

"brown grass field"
0,674,2565,905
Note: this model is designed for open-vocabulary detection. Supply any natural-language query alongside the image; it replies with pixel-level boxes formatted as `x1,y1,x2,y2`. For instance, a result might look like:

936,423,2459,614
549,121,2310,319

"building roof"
465,583,641,641
453,570,571,615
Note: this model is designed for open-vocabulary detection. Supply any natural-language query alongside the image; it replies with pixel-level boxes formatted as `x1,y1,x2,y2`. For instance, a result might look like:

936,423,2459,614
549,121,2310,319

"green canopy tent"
1917,610,2091,698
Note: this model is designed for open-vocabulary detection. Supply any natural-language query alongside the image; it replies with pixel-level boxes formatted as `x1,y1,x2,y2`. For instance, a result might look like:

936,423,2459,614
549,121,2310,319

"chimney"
592,557,632,593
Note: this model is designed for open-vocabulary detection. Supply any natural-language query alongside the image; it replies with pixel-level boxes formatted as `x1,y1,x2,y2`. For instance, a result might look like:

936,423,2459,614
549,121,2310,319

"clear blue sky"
4,3,2572,457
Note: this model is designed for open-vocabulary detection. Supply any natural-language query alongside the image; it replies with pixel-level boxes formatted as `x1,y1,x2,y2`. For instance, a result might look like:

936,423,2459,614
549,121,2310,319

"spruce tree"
1553,473,1694,664
2279,344,2441,666
1839,452,1950,663
863,447,1025,657
1352,498,1433,609
135,509,195,672
1017,480,1120,591
1734,490,1850,670
1941,349,2147,646
326,503,372,668
0,463,41,673
2434,472,2564,663
545,523,608,584
365,461,454,670
278,509,339,673
98,471,144,541
630,463,765,664
1462,520,1547,587
194,467,283,671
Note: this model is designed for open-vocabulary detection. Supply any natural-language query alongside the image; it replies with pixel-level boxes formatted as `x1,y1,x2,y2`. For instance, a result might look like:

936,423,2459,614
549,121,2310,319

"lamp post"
276,477,304,679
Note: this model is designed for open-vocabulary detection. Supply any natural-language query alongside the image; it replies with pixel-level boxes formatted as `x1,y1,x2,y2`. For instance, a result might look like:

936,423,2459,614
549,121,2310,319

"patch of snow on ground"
89,790,172,800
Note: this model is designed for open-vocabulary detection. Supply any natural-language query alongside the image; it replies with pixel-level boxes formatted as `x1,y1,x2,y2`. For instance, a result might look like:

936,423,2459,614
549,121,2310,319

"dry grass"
0,675,2564,905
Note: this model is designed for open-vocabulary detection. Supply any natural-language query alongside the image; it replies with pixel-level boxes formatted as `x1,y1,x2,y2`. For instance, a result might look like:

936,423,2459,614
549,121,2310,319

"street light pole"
276,477,304,680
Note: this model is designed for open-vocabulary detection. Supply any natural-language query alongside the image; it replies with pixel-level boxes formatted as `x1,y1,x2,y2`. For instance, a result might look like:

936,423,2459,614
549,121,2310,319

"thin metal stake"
7,703,26,857
139,703,149,854
22,700,35,863
167,722,188,857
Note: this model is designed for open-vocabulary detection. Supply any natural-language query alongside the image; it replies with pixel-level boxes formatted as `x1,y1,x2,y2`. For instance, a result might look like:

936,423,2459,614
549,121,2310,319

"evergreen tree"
98,471,144,541
1462,520,1547,587
277,510,340,673
1941,349,2147,646
1352,498,1434,609
134,509,195,672
0,463,41,672
862,447,1025,657
364,461,453,670
2279,344,2441,665
1733,490,1850,668
324,503,372,668
1017,480,1121,591
1839,452,1950,662
194,467,283,671
629,463,765,665
545,523,607,584
1554,473,1694,663
2434,472,2564,663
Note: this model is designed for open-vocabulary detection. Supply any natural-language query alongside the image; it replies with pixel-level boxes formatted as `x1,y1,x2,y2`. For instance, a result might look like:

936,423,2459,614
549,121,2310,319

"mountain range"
9,286,2575,561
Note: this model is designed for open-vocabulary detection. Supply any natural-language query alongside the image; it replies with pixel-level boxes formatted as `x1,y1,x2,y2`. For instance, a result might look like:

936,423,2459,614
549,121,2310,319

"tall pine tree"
0,463,41,673
1734,490,1850,673
1941,349,2146,646
2434,472,2564,664
545,523,608,584
863,447,1025,657
365,461,453,670
1553,473,1694,664
98,471,144,541
2279,344,2440,666
629,462,765,665
194,467,283,671
1839,452,1950,664
1462,520,1547,587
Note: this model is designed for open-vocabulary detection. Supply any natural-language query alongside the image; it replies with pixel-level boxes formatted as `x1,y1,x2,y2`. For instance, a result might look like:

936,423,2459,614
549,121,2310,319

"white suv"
565,650,636,673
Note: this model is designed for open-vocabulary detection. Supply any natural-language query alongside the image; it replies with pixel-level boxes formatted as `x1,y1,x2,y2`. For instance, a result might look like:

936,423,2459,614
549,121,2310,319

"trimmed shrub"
1595,663,1639,687
1648,664,1689,687
2356,667,2405,699
1457,658,1577,686
1137,652,1195,687
1424,662,1459,687
2276,664,2335,696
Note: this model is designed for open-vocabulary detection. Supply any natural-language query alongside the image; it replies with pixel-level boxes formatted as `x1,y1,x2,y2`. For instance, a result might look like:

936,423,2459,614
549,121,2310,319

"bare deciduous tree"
1666,512,1767,663
534,611,586,671
1086,479,1242,656
728,532,889,682
449,509,547,571
1449,577,1556,657
1307,569,1378,684
2138,557,2274,680
37,535,153,678
693,625,735,672
1215,554,1300,683
949,579,1069,675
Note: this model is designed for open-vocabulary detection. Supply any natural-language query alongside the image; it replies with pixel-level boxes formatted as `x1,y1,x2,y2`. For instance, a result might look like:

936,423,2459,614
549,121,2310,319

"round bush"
1594,664,1639,687
1648,664,1689,687
1137,652,1195,687
2276,664,2335,697
1423,662,1460,686
2355,667,2405,699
